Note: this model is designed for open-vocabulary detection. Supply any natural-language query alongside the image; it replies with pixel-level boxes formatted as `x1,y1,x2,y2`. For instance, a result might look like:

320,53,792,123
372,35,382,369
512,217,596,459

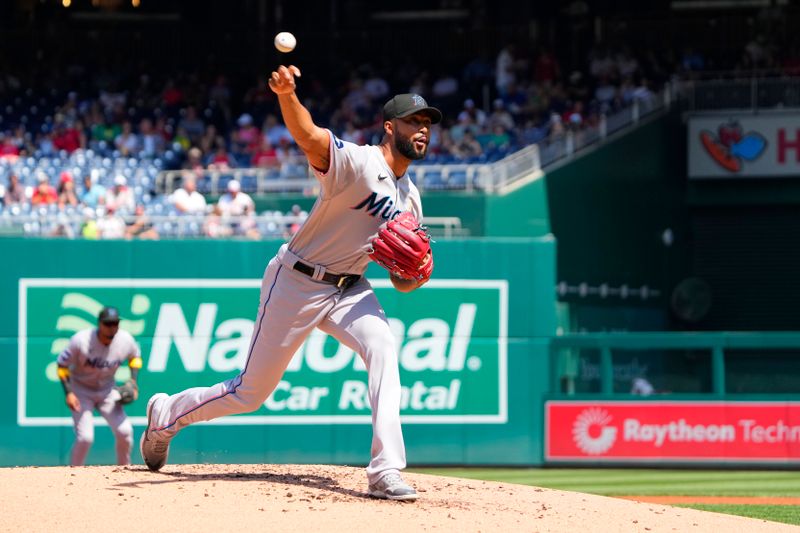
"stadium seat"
240,174,258,192
420,169,445,190
447,169,468,189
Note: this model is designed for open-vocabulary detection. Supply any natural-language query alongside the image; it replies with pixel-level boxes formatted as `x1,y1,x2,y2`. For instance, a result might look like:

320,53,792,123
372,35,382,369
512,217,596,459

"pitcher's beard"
395,137,426,160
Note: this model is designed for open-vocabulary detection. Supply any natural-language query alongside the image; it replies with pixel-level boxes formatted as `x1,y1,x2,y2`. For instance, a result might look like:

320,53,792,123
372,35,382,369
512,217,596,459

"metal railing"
682,76,800,111
156,156,314,196
423,216,468,238
0,212,307,239
0,210,468,239
551,332,800,397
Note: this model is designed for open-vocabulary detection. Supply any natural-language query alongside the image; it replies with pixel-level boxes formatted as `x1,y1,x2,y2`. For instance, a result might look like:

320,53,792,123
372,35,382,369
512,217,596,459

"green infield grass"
409,468,800,526
674,504,800,526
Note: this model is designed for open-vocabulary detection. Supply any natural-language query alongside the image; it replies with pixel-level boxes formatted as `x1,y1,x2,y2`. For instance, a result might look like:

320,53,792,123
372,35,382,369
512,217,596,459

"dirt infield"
621,496,800,505
1,464,797,532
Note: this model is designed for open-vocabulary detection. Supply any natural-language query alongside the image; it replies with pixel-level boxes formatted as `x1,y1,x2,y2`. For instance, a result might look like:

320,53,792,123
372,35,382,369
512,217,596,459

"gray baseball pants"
70,384,133,465
148,246,406,483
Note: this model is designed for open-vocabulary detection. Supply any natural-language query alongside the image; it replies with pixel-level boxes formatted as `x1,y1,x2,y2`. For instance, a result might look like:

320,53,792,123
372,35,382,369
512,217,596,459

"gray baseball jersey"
57,328,141,390
289,130,423,273
146,130,423,484
59,327,139,466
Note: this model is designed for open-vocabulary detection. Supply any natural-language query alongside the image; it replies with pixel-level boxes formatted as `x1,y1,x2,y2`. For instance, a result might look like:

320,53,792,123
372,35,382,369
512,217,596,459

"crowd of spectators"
0,37,683,173
2,26,799,239
1,166,307,240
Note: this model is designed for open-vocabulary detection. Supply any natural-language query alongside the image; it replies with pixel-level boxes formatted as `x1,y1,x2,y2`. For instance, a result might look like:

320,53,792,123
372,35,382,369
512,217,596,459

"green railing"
551,332,800,397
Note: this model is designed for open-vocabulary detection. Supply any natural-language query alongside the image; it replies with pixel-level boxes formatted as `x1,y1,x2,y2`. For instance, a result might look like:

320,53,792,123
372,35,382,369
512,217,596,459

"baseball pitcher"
57,306,142,466
140,64,440,501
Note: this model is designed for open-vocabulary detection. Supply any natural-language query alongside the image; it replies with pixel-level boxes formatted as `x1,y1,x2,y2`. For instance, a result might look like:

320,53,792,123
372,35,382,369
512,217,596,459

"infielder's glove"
369,212,433,282
115,380,138,405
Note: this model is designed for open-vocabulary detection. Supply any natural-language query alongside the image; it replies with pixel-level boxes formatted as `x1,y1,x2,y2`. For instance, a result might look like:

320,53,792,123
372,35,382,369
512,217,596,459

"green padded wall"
0,237,556,467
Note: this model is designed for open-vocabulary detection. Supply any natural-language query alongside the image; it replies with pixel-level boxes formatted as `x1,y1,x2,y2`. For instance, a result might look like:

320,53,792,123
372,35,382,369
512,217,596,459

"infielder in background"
57,306,142,466
141,64,439,501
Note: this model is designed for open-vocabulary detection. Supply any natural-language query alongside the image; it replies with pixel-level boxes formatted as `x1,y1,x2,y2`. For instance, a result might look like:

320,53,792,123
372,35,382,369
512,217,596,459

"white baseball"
274,32,296,53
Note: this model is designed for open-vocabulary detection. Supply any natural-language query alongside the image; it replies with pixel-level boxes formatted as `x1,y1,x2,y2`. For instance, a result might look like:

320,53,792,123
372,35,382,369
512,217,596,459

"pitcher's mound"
0,464,793,532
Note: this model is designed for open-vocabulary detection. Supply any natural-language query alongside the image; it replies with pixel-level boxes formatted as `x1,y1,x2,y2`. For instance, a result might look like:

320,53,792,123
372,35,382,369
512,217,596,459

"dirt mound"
0,464,795,532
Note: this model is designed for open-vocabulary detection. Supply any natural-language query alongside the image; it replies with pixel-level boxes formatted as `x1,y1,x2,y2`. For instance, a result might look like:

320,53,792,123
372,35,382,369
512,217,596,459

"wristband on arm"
57,366,72,395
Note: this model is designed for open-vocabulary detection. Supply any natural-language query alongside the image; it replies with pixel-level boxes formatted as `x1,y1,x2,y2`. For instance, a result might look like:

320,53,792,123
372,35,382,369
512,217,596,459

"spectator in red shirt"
161,79,184,109
534,47,561,84
251,138,278,168
53,120,85,153
0,134,21,160
208,143,233,170
31,173,58,206
562,101,585,129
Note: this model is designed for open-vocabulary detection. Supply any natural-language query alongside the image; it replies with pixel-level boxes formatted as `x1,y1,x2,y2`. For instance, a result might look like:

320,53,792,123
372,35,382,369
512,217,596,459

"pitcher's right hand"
268,65,301,95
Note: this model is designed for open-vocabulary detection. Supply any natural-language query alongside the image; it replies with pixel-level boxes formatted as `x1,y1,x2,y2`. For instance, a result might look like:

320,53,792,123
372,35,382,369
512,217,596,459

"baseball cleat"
368,473,418,501
140,393,170,472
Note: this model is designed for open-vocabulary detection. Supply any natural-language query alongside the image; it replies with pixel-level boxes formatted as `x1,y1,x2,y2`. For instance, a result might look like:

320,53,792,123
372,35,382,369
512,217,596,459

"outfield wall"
0,237,556,467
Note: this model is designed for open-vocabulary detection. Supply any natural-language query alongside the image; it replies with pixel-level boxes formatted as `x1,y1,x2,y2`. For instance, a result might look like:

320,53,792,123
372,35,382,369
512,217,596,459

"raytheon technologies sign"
546,401,800,462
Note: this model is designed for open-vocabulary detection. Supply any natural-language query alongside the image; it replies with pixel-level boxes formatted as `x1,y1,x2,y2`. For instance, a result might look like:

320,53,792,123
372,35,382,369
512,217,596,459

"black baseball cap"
98,306,120,324
383,94,442,124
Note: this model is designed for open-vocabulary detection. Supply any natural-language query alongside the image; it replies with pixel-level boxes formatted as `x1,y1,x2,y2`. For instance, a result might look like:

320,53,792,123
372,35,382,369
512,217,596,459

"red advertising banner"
545,401,800,462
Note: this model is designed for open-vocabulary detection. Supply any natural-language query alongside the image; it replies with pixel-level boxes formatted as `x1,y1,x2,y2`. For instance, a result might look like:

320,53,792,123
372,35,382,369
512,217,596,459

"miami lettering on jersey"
83,358,121,369
351,191,402,220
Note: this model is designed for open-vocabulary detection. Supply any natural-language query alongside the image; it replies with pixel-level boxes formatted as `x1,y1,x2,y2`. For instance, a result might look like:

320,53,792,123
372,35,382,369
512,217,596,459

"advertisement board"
688,114,800,178
19,278,508,426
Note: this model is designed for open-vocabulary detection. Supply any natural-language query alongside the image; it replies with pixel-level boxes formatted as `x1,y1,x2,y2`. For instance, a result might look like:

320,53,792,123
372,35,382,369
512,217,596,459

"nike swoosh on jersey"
378,174,389,181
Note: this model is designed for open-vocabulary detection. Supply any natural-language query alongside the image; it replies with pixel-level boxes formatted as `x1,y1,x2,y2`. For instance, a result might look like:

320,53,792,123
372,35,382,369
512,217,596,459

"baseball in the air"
274,32,296,53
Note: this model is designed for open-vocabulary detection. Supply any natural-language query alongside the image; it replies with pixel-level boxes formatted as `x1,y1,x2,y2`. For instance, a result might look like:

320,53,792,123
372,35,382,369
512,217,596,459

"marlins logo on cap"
383,94,442,124
98,306,121,324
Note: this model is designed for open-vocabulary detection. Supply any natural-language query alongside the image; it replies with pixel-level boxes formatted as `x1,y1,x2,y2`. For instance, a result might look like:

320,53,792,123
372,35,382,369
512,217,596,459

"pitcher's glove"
369,212,433,282
115,380,138,405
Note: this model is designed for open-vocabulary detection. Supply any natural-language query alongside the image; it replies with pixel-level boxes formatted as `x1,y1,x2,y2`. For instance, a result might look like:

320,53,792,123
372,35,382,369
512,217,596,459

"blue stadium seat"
217,174,234,192
196,174,212,193
240,174,258,192
447,169,468,189
421,169,445,190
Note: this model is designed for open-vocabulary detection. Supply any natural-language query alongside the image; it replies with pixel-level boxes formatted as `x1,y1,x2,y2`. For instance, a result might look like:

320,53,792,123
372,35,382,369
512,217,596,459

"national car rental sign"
545,401,800,463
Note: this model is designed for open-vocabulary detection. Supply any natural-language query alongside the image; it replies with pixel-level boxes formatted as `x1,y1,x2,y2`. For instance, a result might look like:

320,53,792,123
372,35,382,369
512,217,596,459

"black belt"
292,261,360,289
